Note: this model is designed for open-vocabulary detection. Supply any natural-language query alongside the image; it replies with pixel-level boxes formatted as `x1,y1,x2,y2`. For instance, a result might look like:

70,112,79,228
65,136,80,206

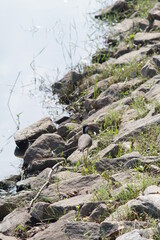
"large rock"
89,203,109,222
96,152,141,172
14,117,56,149
114,46,153,65
134,32,160,45
110,18,149,37
80,202,105,217
114,114,160,143
31,194,92,221
65,222,100,240
101,221,149,239
153,55,160,67
95,0,128,19
23,133,66,166
107,193,160,222
0,200,16,221
141,60,157,78
98,143,120,159
148,2,160,22
26,157,65,173
0,208,30,235
153,19,160,29
116,228,154,240
42,174,105,201
132,75,160,101
93,78,142,110
28,211,76,240
0,234,18,240
57,122,79,138
52,71,83,102
92,48,113,64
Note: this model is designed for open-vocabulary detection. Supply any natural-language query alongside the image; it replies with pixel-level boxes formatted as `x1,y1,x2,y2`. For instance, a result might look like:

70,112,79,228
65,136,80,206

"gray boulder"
96,152,141,172
101,221,147,239
148,2,160,22
153,55,160,67
0,208,30,235
153,19,160,29
14,117,56,149
0,200,16,221
116,228,154,240
114,46,152,65
31,194,92,221
0,234,18,240
52,71,83,103
134,32,160,45
89,203,109,222
28,211,76,240
141,61,157,78
144,185,160,195
23,133,66,166
57,122,79,138
27,157,65,173
80,202,104,217
95,0,128,19
65,222,100,240
114,114,160,143
42,174,105,201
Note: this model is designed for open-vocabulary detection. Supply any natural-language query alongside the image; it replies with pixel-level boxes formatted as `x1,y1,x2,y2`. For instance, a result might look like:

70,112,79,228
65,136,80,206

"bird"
78,124,92,167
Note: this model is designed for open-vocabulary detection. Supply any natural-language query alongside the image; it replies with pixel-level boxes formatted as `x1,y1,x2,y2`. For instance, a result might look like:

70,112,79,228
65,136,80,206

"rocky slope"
1,0,160,239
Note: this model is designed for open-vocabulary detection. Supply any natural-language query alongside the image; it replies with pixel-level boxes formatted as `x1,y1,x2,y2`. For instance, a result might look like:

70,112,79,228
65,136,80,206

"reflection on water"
0,0,114,180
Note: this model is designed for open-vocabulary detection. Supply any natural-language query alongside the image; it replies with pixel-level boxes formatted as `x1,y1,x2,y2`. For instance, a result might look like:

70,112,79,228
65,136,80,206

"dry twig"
28,161,64,212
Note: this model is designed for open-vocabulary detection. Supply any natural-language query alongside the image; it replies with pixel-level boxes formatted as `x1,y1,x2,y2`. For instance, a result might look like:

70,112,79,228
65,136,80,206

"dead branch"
28,161,64,212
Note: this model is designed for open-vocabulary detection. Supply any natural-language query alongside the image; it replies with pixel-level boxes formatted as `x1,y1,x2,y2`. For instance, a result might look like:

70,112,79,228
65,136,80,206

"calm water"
0,0,114,180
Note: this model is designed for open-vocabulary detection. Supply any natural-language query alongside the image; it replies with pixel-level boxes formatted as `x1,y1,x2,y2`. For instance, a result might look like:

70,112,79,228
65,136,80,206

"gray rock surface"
57,122,79,138
153,19,160,29
0,208,30,235
89,203,109,222
134,32,160,45
27,157,65,173
14,117,56,148
80,202,104,217
101,221,146,239
52,71,83,95
141,60,157,78
144,185,160,195
23,133,66,166
31,194,92,221
0,200,16,221
153,55,160,67
116,228,154,240
28,211,76,240
65,222,100,240
95,0,128,19
96,152,141,172
114,114,160,143
0,234,18,240
42,174,105,201
148,2,160,22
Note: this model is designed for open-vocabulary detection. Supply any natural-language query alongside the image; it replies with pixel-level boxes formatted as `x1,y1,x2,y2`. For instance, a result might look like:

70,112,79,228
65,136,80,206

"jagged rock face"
14,117,56,151
148,2,160,22
23,133,66,167
95,0,128,19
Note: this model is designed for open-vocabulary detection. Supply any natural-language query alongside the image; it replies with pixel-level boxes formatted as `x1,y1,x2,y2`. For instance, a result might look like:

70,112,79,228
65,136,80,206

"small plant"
131,125,160,156
94,79,98,99
130,96,150,120
75,205,81,221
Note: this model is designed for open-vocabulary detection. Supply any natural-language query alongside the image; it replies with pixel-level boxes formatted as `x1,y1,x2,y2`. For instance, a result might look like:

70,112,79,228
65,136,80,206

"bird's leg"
84,149,89,168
